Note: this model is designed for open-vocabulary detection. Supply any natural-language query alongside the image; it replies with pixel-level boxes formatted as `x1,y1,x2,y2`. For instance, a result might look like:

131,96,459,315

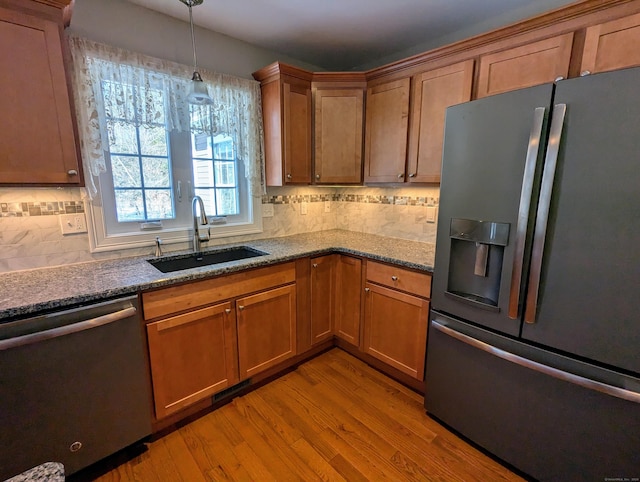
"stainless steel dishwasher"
0,296,152,480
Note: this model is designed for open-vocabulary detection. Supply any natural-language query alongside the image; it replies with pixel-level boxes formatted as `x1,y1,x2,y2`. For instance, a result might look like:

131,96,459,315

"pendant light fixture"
179,0,213,105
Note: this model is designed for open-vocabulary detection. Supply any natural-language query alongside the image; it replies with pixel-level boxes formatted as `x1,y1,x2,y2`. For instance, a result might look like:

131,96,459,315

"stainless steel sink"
147,247,268,273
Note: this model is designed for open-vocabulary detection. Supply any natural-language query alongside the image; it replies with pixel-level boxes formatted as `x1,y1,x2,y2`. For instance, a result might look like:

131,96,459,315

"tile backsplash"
0,185,439,273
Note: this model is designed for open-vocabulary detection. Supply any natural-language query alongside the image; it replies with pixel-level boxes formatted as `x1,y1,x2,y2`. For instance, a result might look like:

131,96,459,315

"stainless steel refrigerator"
426,67,640,481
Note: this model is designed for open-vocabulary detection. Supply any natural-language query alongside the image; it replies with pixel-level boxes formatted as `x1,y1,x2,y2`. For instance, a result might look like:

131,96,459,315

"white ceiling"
125,0,579,70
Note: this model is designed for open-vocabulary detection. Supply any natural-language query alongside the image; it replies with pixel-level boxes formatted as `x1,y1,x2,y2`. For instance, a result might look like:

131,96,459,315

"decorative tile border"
0,201,85,217
262,193,439,206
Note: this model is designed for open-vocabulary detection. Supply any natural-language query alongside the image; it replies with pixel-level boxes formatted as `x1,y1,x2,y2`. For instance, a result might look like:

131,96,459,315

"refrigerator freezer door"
432,84,553,335
521,67,640,374
425,313,640,481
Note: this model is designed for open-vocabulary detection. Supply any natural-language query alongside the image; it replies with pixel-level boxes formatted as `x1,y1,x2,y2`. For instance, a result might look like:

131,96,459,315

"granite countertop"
0,230,435,322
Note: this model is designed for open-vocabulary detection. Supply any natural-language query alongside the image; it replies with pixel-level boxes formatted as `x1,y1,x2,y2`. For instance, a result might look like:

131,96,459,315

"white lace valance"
67,36,265,199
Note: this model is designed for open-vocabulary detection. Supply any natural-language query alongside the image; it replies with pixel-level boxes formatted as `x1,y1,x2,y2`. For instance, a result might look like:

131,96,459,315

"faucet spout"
192,195,209,253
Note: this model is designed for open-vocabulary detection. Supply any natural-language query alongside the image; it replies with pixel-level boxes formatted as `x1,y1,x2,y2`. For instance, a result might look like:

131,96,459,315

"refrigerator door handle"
432,320,640,404
508,107,547,319
524,103,567,324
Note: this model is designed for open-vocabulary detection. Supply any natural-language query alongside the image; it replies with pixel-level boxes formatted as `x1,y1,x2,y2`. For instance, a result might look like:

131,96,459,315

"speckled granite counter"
5,462,65,481
0,230,435,322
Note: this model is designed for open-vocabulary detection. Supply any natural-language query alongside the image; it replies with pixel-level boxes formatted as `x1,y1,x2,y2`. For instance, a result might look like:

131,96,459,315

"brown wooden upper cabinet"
0,0,82,186
253,63,312,186
407,60,474,183
476,33,574,98
581,12,640,75
364,78,411,183
313,86,365,184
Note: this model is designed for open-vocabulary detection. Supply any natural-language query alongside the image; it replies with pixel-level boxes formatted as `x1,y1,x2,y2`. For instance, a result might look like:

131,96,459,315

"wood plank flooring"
80,349,524,481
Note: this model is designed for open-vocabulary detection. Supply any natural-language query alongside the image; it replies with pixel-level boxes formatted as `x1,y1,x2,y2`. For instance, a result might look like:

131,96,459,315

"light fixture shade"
188,71,213,105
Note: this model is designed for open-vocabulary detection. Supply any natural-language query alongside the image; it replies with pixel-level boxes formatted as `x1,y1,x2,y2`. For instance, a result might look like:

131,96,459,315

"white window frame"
87,96,262,254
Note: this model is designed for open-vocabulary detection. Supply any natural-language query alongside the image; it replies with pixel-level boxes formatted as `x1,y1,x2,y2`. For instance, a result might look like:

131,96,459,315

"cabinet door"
310,255,334,345
237,284,297,379
364,78,411,183
335,255,362,346
283,80,312,184
581,12,640,75
476,33,573,98
314,88,364,184
146,302,239,419
0,5,81,185
363,283,429,380
407,60,474,183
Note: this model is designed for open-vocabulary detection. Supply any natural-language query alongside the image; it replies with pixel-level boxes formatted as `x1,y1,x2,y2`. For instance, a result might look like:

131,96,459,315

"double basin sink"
148,246,268,273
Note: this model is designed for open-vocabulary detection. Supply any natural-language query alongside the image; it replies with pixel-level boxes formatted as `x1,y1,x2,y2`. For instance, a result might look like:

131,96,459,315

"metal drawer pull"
238,305,245,310
391,276,398,281
0,306,137,351
67,169,78,176
225,308,231,314
432,321,640,404
313,263,318,268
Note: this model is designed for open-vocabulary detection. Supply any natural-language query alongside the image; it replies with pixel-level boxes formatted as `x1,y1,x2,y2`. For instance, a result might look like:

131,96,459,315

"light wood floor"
85,348,524,481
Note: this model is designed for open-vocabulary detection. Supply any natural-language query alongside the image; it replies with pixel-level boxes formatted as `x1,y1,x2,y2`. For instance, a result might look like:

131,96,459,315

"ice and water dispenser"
445,218,510,311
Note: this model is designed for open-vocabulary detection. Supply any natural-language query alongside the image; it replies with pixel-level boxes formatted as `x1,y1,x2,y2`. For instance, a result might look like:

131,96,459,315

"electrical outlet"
324,200,331,213
300,201,308,215
262,203,274,217
60,213,88,234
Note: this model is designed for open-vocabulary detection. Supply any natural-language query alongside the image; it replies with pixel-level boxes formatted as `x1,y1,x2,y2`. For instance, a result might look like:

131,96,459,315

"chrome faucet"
192,195,210,253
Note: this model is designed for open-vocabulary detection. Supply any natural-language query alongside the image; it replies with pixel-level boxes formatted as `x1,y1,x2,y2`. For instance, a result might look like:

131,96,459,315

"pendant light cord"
188,2,198,71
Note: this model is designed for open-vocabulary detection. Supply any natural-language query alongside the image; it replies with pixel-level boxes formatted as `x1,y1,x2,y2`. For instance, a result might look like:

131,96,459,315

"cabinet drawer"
366,261,431,299
142,262,296,320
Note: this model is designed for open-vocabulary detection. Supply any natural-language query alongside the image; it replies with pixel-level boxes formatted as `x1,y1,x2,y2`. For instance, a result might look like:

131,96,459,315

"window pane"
194,188,216,216
216,188,238,216
142,157,170,187
145,189,174,220
140,125,168,156
193,160,214,187
111,156,141,188
213,134,234,160
107,121,139,154
192,132,211,159
114,189,144,221
214,161,236,187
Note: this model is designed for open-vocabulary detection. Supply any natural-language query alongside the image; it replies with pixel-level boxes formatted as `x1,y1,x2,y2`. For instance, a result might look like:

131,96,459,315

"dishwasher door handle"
0,306,137,351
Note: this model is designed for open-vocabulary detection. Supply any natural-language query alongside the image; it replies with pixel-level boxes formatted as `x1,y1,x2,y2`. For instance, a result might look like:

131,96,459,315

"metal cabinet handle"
364,288,370,293
225,308,231,314
315,174,320,180
432,320,640,404
408,173,416,178
286,174,292,179
525,104,567,324
508,107,546,319
580,70,591,77
0,306,136,351
238,305,245,311
67,169,78,176
554,76,564,82
312,263,318,268
397,173,404,179
391,276,398,281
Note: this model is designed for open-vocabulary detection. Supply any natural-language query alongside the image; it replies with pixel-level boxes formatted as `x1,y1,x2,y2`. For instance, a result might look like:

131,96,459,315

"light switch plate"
426,206,438,223
59,213,87,234
300,201,308,215
262,203,274,217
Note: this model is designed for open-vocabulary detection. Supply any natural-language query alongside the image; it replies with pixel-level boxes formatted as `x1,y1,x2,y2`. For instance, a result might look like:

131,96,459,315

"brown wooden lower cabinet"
334,255,363,346
146,302,239,420
362,271,430,381
310,255,335,345
236,284,297,379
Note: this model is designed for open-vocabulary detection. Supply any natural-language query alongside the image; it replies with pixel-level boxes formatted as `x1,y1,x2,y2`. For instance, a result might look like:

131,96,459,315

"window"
68,37,265,253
